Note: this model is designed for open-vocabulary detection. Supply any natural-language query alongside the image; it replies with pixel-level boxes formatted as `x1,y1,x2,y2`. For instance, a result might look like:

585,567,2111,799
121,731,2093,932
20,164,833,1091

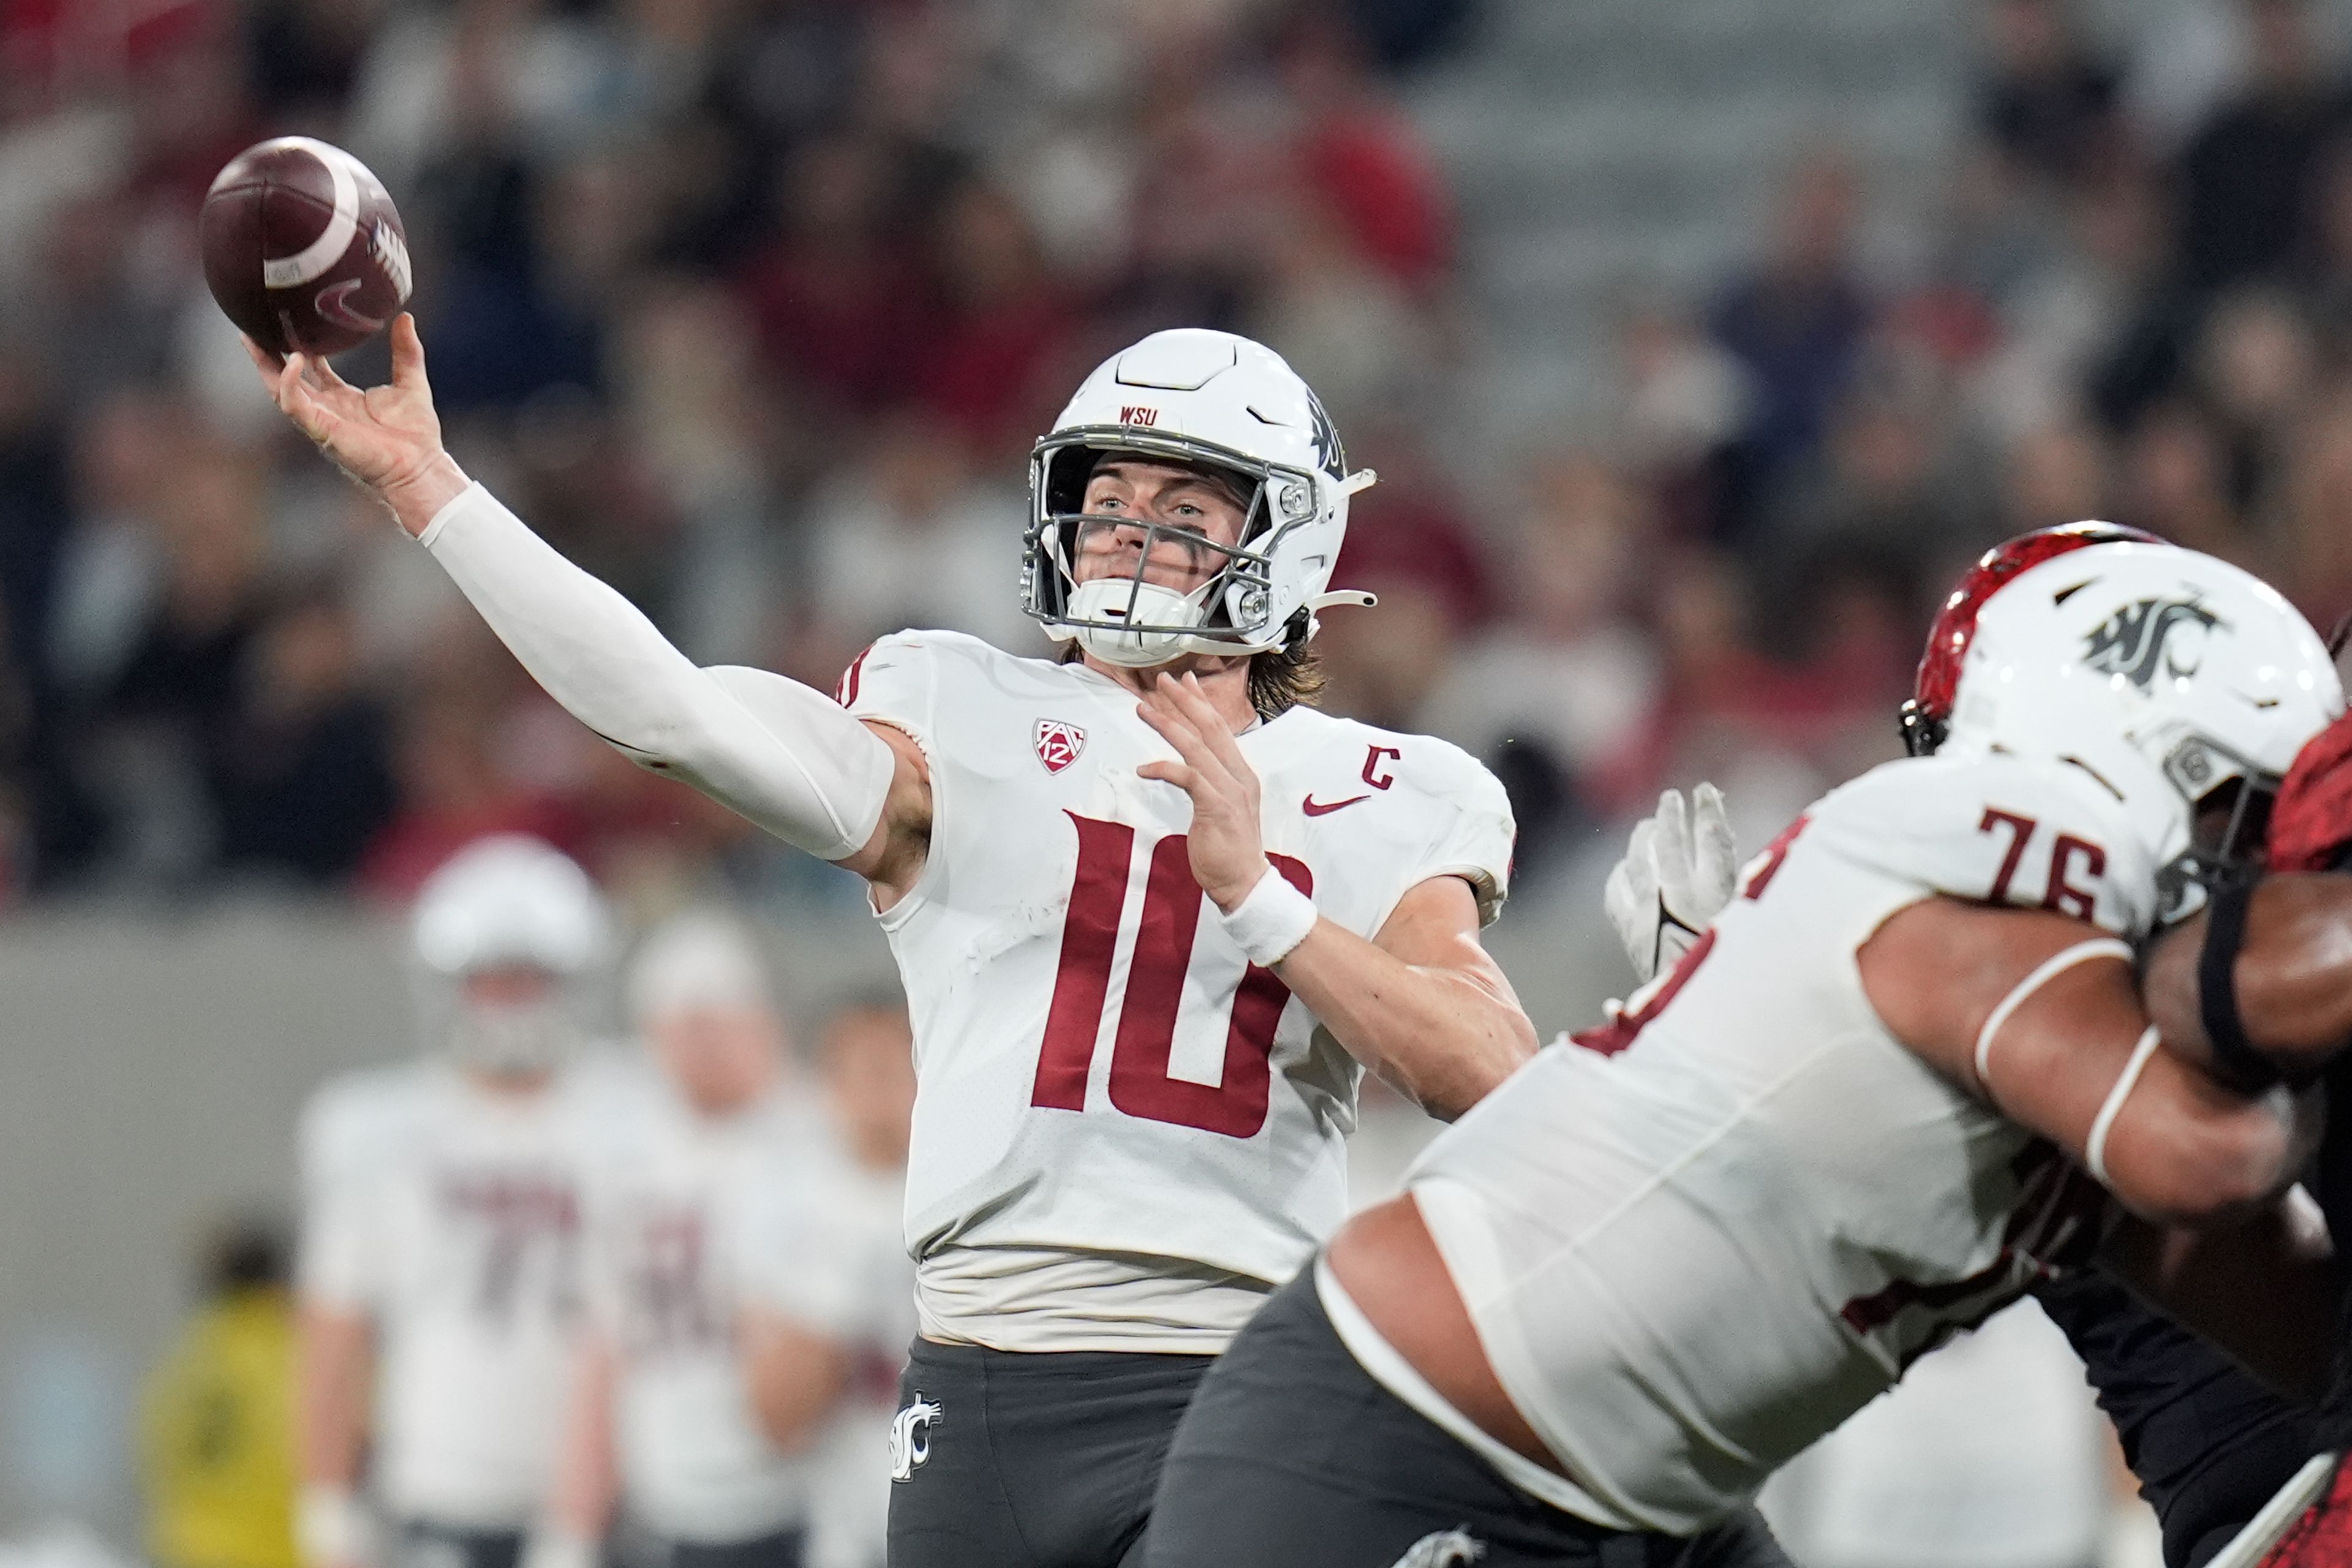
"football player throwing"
252,317,1536,1568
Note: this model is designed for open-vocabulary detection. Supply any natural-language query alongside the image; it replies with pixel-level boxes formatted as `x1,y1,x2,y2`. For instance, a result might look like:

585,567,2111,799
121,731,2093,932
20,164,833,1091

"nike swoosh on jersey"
1302,793,1371,816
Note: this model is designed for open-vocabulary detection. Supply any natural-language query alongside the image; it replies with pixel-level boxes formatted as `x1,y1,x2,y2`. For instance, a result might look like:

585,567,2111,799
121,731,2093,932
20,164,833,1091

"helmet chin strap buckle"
1306,589,1376,612
1342,468,1378,496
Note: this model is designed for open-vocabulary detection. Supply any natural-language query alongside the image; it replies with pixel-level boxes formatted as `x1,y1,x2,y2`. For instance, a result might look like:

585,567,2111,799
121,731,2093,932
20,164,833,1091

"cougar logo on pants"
1388,1529,1484,1568
889,1395,943,1481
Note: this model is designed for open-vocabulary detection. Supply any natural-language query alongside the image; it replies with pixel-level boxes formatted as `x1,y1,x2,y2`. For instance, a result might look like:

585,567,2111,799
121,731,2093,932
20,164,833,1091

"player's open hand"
1136,671,1270,913
1604,783,1738,982
244,313,467,537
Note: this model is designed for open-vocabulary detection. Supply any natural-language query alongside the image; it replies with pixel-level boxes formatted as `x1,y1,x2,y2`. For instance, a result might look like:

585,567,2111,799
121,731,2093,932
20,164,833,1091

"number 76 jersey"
840,630,1514,1289
1403,750,2161,1532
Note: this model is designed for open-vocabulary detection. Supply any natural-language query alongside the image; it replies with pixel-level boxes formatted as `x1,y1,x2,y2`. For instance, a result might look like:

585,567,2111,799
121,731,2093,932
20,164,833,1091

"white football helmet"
626,909,774,1026
1022,328,1376,668
411,835,610,1072
1940,537,2343,918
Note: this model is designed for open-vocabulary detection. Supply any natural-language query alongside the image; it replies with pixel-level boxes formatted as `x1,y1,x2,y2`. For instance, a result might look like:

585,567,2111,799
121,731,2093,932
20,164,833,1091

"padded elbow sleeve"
697,664,895,860
421,484,896,861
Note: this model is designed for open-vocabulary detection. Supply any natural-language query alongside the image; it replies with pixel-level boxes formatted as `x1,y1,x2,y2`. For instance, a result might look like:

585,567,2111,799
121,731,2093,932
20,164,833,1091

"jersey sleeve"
1804,755,2160,940
1403,744,1517,926
294,1082,390,1311
835,631,949,753
421,485,892,859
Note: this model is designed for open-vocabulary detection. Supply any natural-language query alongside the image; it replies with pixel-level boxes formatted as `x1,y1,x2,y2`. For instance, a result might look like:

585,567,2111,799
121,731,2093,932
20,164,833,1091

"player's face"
650,1004,783,1117
461,965,559,1008
449,965,571,1082
1072,459,1251,597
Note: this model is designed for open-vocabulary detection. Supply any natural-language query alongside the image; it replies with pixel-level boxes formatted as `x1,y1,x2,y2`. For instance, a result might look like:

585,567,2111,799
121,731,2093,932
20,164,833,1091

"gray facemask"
445,998,577,1076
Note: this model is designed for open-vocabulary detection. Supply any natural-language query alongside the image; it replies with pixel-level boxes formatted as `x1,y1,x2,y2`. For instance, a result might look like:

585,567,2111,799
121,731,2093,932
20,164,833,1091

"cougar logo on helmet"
2082,597,2223,690
1306,388,1345,479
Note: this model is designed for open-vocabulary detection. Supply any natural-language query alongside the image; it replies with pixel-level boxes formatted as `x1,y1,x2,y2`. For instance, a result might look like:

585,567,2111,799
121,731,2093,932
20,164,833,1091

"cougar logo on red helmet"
2082,597,2222,690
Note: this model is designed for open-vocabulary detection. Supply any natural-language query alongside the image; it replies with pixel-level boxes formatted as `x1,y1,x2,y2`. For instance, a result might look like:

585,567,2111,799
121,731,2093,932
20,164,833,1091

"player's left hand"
1604,783,1738,982
1136,671,1270,913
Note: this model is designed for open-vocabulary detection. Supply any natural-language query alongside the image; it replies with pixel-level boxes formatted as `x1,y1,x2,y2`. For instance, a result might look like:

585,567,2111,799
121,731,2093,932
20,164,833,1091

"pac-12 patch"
1035,718,1086,774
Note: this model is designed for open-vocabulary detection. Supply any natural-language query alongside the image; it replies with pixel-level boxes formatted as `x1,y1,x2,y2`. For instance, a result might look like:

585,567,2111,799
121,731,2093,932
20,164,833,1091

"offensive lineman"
1607,527,2338,1568
1142,535,2344,1566
251,317,1538,1568
296,836,616,1568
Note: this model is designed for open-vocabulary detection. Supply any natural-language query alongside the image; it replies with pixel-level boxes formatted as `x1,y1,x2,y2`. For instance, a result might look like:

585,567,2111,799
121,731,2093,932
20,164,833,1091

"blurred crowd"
7,0,2352,911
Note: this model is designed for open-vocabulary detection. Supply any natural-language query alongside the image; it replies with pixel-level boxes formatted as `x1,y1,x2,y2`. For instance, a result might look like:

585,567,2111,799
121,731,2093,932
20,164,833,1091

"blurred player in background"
536,910,813,1568
142,1220,300,1568
733,998,918,1568
1143,533,2343,1566
251,316,1534,1568
295,835,613,1568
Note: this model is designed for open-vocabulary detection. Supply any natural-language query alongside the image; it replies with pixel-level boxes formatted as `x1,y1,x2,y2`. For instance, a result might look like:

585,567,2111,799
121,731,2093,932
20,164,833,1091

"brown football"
201,136,413,358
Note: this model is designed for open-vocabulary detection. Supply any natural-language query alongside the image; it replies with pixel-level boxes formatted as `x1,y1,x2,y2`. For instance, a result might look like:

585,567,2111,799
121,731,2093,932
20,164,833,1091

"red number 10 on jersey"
1030,811,1313,1139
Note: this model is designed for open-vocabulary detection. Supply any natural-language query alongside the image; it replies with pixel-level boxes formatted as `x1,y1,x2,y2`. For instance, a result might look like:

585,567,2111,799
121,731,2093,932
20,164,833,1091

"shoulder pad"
1807,755,2158,937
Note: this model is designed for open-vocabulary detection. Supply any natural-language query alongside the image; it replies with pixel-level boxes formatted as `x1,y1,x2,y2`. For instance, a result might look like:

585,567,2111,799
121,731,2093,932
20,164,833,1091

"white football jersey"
580,1066,817,1544
1396,752,2155,1532
729,1126,913,1568
298,1055,626,1528
840,630,1512,1348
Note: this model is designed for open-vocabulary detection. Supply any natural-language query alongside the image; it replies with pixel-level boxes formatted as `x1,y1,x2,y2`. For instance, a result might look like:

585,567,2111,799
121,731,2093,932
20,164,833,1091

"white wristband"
1972,938,2135,1091
1219,865,1319,967
297,1485,372,1568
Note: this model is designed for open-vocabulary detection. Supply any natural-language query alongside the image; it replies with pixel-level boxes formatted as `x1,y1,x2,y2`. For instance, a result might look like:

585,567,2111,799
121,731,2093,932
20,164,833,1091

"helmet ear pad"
1044,445,1099,518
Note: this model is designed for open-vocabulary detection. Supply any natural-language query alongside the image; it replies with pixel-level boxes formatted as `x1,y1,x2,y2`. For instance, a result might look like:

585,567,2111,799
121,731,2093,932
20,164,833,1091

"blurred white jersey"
731,1125,914,1568
582,1066,815,1544
1392,753,2156,1532
840,630,1512,1351
298,1056,623,1528
1759,1297,2110,1568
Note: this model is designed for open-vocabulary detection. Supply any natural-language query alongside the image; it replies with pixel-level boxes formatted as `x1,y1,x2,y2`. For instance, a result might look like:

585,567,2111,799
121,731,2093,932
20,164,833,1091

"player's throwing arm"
247,322,927,888
252,320,1531,1117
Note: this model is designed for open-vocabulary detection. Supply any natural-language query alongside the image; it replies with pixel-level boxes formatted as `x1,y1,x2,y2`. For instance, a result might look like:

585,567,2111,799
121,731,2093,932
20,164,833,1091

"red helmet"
1898,521,2165,756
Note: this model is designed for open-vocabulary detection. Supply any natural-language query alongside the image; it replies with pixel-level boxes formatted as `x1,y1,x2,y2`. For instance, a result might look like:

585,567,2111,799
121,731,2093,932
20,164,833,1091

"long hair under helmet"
1901,523,2343,920
1022,328,1378,668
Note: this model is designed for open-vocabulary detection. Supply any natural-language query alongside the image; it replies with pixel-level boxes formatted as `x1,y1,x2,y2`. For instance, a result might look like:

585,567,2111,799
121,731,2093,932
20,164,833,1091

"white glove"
1604,783,1738,983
